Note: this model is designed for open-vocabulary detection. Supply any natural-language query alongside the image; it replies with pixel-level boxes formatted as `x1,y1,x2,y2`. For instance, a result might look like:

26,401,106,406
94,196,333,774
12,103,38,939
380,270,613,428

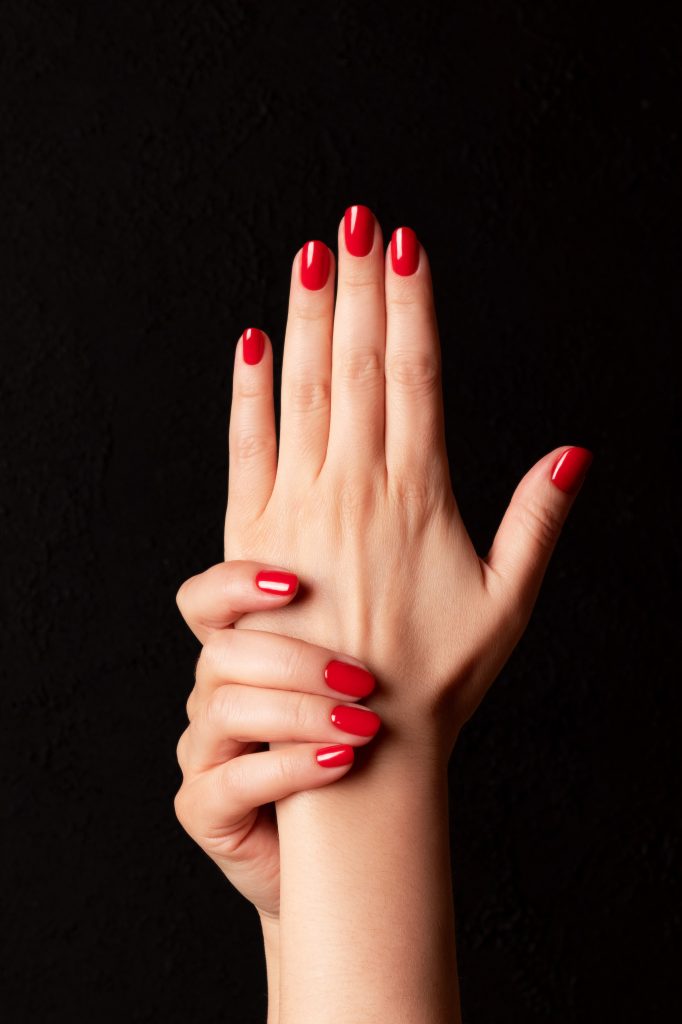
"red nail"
390,227,419,276
344,205,374,257
255,570,298,596
300,240,330,290
331,704,381,737
550,447,593,494
324,660,376,698
316,744,354,768
242,327,265,365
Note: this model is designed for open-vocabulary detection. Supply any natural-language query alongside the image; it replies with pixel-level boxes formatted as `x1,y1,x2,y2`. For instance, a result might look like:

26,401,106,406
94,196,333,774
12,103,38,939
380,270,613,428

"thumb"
485,446,593,606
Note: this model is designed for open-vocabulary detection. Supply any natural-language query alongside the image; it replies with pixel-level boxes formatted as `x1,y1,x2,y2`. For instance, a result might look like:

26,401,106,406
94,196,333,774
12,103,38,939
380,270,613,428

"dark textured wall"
2,2,679,1021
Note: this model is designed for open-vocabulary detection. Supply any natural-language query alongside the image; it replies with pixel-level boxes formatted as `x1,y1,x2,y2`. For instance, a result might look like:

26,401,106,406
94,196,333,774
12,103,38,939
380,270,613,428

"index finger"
176,560,299,643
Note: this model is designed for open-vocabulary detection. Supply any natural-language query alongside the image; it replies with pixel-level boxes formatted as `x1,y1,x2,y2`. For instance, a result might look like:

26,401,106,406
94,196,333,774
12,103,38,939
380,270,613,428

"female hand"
224,208,592,758
174,559,380,920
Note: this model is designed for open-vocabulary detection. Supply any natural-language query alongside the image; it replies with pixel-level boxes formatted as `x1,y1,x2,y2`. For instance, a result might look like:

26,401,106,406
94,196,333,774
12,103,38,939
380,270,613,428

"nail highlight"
344,205,374,257
242,327,265,365
316,744,355,768
391,227,419,276
331,704,381,737
255,570,299,596
550,447,593,494
324,660,376,698
300,240,331,290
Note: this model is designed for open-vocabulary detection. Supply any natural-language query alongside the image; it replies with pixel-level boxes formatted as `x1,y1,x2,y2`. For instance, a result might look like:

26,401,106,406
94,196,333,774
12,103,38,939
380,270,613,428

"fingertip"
254,569,299,598
550,446,593,495
236,327,272,367
315,743,355,768
341,204,376,258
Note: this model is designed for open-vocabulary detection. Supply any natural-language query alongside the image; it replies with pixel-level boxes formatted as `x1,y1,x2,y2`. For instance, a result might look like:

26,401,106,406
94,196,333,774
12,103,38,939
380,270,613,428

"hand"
174,559,381,920
223,210,591,758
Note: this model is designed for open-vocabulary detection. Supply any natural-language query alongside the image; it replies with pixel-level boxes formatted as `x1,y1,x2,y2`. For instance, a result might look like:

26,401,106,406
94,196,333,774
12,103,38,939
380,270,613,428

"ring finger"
181,683,381,772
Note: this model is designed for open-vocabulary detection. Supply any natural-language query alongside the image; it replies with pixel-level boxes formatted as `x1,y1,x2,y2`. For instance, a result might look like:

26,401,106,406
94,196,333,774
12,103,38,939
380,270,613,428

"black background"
2,2,679,1021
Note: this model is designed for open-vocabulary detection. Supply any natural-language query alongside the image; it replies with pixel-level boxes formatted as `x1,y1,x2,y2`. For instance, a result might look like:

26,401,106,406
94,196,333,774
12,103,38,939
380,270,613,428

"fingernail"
344,205,374,257
331,704,381,737
316,743,354,768
300,240,331,290
324,660,376,698
550,447,593,494
255,570,298,596
390,226,419,276
242,327,265,365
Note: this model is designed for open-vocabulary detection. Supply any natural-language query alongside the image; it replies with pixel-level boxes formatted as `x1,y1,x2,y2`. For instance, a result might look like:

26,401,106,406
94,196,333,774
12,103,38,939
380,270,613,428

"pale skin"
175,207,592,1022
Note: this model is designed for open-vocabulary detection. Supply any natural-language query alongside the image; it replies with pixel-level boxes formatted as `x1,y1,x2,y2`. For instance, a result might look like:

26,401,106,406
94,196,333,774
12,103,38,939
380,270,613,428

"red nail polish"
391,227,419,276
344,205,374,257
242,327,265,365
550,447,593,494
324,660,376,698
255,570,298,596
331,705,381,737
316,743,354,768
300,240,330,290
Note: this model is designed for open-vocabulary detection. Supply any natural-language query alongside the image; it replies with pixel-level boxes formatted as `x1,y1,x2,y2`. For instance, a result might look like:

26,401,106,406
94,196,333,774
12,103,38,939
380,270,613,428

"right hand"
174,559,381,920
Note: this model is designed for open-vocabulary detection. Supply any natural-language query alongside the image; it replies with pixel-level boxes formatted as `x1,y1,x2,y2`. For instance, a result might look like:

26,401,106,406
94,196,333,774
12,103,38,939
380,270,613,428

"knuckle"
185,689,197,721
337,477,375,520
206,683,241,729
338,348,383,386
386,352,440,394
272,750,299,789
220,757,247,800
387,287,421,311
234,374,269,401
175,576,192,614
388,473,436,517
231,428,276,462
292,301,330,325
176,728,190,769
199,630,227,672
173,785,192,831
288,690,312,733
518,497,563,550
341,269,379,293
289,377,331,413
276,639,307,686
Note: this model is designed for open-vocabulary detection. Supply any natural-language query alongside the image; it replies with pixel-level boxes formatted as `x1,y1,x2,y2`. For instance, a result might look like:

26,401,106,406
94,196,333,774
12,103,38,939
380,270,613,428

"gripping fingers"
190,628,376,716
182,683,381,771
176,559,299,643
175,742,355,854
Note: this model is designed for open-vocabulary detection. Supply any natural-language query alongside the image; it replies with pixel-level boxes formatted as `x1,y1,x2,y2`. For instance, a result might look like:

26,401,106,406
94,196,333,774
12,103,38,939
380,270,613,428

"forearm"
259,913,280,1024
276,729,460,1024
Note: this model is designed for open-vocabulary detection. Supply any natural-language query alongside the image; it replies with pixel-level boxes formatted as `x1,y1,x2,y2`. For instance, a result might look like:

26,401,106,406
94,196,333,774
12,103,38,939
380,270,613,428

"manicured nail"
300,240,331,290
255,570,298,596
550,447,593,494
331,704,381,737
324,660,376,698
391,227,419,276
316,743,354,768
344,205,374,257
242,327,265,365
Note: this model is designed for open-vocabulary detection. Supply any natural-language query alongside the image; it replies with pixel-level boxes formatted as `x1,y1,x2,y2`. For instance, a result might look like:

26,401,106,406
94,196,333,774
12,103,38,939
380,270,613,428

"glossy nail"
324,660,376,698
331,704,381,737
242,327,265,365
255,570,298,596
300,240,331,290
390,226,419,276
344,205,374,257
316,743,354,768
550,447,593,494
